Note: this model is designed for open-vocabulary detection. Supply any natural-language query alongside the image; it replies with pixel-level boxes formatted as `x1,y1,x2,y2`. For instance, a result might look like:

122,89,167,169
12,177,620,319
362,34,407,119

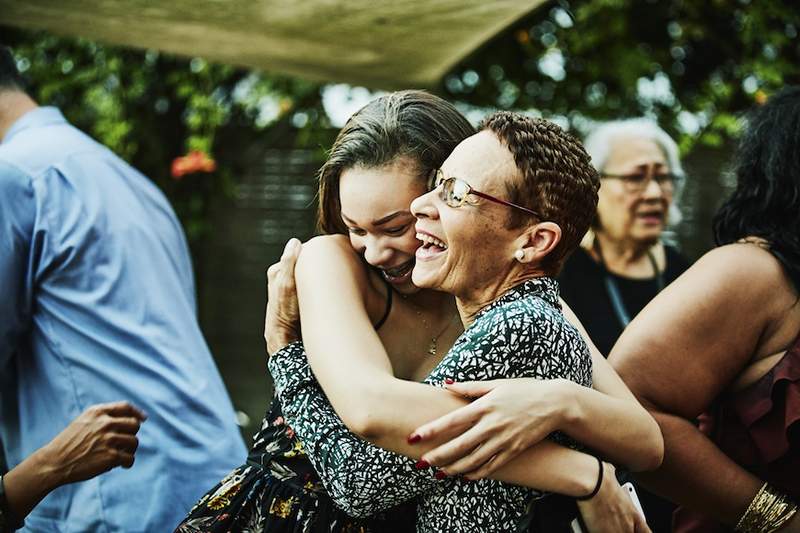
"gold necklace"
419,312,460,357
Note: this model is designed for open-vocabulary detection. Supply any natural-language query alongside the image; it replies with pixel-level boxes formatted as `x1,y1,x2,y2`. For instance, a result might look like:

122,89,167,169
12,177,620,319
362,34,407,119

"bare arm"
401,302,661,478
4,402,145,523
611,243,800,526
264,236,661,479
563,302,663,470
290,236,616,494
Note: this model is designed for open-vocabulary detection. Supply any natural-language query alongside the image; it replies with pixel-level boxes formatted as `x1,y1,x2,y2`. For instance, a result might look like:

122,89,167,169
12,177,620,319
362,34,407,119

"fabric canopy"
0,0,546,88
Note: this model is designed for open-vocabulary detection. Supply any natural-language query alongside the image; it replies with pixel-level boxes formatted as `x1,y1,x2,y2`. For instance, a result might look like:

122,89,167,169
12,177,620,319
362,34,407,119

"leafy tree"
2,27,330,244
441,0,799,151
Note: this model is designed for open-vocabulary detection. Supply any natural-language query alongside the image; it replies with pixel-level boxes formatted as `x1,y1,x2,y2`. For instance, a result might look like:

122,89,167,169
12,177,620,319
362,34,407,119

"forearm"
269,345,438,516
563,380,663,471
355,377,609,497
636,409,761,525
4,447,62,523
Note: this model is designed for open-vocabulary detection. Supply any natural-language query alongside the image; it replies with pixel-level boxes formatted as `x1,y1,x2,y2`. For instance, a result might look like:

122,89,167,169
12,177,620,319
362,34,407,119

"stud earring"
514,249,525,262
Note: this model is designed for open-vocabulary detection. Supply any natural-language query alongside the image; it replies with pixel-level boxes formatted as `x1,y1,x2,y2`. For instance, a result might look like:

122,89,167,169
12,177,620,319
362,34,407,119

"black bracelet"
575,456,604,501
0,474,24,532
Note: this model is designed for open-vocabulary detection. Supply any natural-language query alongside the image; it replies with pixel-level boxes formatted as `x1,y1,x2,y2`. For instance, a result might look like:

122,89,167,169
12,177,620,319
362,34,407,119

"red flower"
171,150,217,179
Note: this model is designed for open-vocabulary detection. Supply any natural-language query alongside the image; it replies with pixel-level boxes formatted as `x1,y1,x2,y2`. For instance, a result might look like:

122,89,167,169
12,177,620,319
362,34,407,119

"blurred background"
1,0,798,439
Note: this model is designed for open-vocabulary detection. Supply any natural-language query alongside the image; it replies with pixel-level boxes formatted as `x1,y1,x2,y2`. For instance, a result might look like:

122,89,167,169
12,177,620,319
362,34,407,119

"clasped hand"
264,238,302,355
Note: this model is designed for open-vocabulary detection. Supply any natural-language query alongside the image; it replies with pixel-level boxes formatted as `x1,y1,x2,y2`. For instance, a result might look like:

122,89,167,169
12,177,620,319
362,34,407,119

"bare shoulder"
296,234,382,303
298,235,363,272
687,242,794,303
301,234,357,257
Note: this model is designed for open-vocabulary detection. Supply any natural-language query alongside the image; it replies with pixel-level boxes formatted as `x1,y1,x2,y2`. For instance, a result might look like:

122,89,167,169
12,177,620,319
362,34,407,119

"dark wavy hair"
317,90,475,234
712,86,800,290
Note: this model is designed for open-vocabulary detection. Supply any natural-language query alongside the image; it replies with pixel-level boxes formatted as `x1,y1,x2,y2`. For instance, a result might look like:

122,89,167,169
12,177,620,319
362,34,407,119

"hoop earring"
514,249,525,262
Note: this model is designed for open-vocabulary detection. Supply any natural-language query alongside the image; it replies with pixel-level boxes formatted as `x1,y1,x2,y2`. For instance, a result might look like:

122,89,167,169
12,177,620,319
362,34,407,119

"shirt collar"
4,107,66,143
471,276,561,325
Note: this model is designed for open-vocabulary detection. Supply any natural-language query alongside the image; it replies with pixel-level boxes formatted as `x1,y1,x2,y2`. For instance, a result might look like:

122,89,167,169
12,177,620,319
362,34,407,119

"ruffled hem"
732,339,800,463
174,464,371,533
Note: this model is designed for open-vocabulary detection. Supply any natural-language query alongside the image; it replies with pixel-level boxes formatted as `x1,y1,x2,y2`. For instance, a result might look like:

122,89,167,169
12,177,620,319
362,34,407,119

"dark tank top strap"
374,278,393,331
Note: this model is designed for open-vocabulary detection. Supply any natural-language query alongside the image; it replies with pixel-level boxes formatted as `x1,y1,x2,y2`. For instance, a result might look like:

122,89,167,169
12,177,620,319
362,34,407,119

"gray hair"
583,118,685,226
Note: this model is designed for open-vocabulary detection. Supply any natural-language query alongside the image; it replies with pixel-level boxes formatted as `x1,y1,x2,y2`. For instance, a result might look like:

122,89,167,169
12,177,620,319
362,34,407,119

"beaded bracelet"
575,456,604,501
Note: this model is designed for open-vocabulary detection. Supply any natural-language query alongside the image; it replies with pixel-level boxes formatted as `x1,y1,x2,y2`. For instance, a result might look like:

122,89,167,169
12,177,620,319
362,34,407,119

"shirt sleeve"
267,342,442,518
0,161,38,368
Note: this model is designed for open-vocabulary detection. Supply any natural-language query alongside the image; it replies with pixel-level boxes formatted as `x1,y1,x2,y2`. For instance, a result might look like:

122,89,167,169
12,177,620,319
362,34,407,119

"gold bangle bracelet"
735,483,799,533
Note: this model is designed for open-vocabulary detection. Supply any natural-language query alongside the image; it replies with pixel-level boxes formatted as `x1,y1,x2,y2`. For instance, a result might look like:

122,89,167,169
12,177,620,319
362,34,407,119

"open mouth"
415,231,448,260
380,258,415,284
636,208,664,225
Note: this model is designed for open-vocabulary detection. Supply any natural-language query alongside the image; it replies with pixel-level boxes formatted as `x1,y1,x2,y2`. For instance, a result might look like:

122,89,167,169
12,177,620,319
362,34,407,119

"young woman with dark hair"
611,87,800,532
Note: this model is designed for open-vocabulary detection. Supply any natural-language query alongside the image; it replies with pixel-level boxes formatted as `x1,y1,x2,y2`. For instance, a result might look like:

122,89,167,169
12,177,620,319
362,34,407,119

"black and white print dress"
268,277,592,532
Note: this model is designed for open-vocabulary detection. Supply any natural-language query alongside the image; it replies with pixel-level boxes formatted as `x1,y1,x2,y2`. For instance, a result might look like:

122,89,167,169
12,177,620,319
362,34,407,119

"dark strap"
595,239,665,328
374,278,393,331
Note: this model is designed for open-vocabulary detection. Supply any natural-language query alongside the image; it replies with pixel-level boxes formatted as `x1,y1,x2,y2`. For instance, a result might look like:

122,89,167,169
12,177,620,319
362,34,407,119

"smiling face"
597,135,673,246
339,157,427,294
410,131,524,300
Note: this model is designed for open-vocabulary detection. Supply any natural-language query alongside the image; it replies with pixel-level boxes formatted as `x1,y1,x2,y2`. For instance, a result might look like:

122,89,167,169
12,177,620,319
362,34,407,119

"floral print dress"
174,395,415,532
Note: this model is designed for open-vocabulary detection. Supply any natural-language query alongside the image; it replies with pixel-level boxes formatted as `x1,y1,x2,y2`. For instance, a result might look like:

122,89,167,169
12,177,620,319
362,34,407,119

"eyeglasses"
601,169,677,194
426,168,541,218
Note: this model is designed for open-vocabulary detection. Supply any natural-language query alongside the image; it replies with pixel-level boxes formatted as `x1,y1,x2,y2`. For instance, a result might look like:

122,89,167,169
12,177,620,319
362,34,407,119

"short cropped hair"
479,112,599,275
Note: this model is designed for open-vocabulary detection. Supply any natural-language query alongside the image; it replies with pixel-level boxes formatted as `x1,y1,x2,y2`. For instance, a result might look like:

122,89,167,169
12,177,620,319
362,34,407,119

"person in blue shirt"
0,46,246,531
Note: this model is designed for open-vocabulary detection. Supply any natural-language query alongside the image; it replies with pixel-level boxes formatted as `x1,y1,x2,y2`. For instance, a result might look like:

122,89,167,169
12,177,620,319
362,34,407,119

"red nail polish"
444,378,454,385
407,434,421,444
434,470,447,480
415,460,430,469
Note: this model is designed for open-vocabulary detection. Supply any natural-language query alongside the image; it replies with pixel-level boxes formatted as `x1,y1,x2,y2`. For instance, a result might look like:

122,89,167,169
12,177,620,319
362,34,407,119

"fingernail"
415,460,430,469
407,433,421,444
444,378,454,385
434,470,447,480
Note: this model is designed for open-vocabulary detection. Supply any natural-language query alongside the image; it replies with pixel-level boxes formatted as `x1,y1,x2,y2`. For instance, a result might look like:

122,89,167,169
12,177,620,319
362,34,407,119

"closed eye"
384,224,410,236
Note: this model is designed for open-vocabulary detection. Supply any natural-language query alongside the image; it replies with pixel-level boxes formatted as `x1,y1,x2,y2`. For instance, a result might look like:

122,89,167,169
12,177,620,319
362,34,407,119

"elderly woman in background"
612,87,800,532
557,118,690,532
558,119,690,357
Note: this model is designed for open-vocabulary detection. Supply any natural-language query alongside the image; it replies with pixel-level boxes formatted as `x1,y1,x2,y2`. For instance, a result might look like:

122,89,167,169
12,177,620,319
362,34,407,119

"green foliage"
3,27,328,244
441,0,800,152
4,0,797,247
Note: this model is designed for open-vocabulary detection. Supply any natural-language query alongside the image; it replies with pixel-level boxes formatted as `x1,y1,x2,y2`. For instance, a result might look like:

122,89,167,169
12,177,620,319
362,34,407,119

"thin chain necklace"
417,310,461,357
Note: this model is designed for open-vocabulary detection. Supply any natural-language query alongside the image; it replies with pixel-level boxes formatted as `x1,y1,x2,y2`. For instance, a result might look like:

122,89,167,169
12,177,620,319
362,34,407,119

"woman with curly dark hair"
611,86,800,532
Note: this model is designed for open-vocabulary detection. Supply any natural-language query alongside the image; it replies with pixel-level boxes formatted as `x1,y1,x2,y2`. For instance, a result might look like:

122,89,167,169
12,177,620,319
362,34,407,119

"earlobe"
517,222,562,264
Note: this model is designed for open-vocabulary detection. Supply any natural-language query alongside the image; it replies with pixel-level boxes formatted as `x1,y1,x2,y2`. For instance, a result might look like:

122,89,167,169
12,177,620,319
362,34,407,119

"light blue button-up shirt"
0,107,246,532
